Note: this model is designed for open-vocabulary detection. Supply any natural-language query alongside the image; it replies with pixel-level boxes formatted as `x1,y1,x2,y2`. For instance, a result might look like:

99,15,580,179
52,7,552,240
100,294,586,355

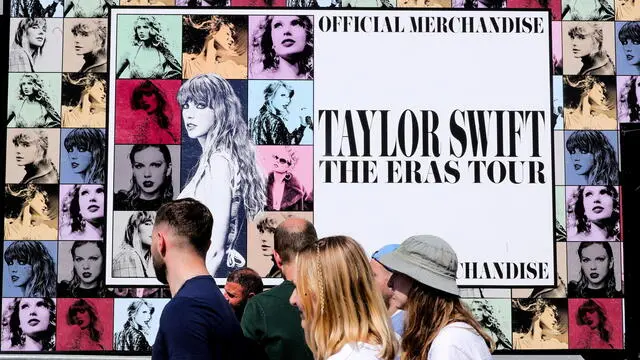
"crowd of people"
149,198,495,360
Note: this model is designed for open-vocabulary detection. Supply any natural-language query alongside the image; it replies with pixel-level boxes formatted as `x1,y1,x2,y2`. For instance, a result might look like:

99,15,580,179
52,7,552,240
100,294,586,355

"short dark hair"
155,198,213,258
227,267,263,296
274,219,317,264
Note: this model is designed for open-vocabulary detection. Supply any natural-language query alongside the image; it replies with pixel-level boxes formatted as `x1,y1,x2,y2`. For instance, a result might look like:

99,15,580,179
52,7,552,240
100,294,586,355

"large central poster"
105,8,553,287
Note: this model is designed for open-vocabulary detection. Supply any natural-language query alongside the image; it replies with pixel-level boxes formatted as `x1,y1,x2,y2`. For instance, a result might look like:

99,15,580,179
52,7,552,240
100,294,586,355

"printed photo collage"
2,0,635,354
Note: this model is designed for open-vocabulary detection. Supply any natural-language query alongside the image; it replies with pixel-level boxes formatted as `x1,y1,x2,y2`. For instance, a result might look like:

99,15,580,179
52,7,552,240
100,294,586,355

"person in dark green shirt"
240,218,317,360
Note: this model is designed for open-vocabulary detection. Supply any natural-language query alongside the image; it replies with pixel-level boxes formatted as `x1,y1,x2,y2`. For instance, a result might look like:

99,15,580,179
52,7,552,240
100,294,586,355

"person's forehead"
224,282,244,293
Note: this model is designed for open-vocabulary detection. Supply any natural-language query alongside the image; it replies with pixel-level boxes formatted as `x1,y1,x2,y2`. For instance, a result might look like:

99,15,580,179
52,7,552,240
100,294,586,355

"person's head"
17,73,47,101
370,244,400,308
14,18,47,53
378,235,494,358
12,129,49,168
568,23,604,59
132,16,165,46
576,299,610,340
289,236,398,360
264,81,294,115
64,129,106,184
564,76,610,111
131,80,170,128
66,299,101,342
252,15,314,77
255,213,286,259
177,74,266,218
512,298,562,335
573,185,619,238
76,73,107,105
125,299,154,333
4,241,56,297
565,130,618,185
224,267,263,317
5,184,52,222
271,146,297,174
577,241,615,291
64,185,105,234
123,211,155,258
151,198,214,285
618,22,640,66
127,144,173,201
69,241,104,290
8,297,56,351
71,20,107,58
272,217,317,277
185,15,247,55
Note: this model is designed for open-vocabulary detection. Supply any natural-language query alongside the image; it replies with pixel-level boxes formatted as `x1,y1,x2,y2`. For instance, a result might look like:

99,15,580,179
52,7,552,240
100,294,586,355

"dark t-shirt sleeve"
153,298,214,360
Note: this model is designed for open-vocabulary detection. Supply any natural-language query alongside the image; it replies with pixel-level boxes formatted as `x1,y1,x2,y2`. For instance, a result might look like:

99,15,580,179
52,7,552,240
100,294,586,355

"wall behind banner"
0,0,637,359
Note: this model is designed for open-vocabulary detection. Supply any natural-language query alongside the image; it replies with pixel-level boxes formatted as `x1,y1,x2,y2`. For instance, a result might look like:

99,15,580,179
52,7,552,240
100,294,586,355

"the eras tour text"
317,15,546,34
317,109,548,185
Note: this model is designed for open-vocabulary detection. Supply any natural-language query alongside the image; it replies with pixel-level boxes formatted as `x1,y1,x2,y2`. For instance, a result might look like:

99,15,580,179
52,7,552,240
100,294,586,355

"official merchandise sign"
106,8,553,287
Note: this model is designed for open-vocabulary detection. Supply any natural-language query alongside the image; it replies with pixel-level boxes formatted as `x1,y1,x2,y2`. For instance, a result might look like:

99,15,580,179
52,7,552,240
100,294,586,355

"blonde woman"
378,235,494,360
289,236,398,360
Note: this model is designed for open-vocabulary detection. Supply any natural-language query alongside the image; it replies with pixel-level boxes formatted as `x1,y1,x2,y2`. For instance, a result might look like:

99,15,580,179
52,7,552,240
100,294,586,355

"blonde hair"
295,236,398,360
401,282,494,360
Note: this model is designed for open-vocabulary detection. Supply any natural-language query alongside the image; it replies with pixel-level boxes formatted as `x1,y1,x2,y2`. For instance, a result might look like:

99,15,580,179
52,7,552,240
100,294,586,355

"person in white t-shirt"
378,235,494,360
289,236,399,360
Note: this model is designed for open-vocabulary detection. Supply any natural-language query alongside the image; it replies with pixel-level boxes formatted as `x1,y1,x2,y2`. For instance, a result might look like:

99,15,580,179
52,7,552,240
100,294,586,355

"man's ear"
157,231,167,257
273,249,283,268
248,292,256,299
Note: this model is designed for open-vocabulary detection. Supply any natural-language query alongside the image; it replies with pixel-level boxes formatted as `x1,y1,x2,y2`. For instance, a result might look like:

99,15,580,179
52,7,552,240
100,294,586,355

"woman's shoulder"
430,322,492,357
328,342,383,360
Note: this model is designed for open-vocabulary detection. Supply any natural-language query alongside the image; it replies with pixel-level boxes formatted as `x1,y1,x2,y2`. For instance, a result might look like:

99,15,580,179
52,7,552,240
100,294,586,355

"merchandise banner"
106,8,553,286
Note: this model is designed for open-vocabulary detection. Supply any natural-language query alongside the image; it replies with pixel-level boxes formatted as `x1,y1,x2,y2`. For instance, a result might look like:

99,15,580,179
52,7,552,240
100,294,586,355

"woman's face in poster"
18,298,50,337
134,304,152,327
470,302,485,321
73,242,103,286
29,192,49,217
7,259,33,287
79,185,104,221
73,31,98,56
139,92,159,114
20,79,35,97
67,145,93,175
182,101,215,140
138,216,154,246
213,24,235,51
621,37,640,66
88,81,106,104
74,309,91,329
570,32,596,58
582,310,600,329
580,243,612,287
26,23,46,48
14,141,39,167
271,16,307,60
271,86,292,114
569,149,594,176
582,186,614,222
538,306,558,330
132,147,169,198
587,83,606,106
135,22,152,42
271,150,293,173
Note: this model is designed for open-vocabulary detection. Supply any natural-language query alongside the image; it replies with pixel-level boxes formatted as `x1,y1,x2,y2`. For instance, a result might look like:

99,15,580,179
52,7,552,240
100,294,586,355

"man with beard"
150,198,249,359
224,267,263,320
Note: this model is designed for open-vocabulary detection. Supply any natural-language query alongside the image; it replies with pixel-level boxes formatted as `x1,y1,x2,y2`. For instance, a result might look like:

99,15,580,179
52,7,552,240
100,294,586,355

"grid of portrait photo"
2,0,635,356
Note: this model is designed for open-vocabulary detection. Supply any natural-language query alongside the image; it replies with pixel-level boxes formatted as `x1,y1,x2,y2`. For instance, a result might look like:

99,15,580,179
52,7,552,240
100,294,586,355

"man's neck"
167,255,211,297
280,263,293,281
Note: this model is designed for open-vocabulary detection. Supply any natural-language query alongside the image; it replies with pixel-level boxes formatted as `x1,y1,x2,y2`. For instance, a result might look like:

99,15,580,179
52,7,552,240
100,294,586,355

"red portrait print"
115,79,182,145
